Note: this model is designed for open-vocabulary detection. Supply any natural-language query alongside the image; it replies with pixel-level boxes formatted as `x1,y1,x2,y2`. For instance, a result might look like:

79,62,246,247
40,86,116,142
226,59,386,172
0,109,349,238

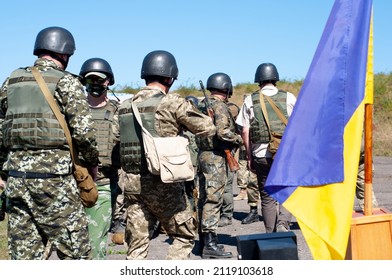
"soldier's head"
141,50,178,90
254,63,279,86
185,95,199,108
79,58,114,98
33,26,75,70
206,72,233,100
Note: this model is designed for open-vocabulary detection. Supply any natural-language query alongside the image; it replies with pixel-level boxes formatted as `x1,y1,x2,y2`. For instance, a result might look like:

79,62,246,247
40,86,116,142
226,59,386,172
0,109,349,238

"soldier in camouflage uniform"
79,58,122,259
0,26,99,260
197,73,242,258
119,50,215,260
236,141,260,224
219,102,241,227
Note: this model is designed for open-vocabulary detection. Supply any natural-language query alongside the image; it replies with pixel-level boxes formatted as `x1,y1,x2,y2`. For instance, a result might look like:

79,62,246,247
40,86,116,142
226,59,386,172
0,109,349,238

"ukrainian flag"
265,0,373,260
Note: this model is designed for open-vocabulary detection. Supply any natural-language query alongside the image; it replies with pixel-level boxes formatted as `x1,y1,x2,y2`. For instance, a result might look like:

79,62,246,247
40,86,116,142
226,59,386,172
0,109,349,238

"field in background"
119,72,392,156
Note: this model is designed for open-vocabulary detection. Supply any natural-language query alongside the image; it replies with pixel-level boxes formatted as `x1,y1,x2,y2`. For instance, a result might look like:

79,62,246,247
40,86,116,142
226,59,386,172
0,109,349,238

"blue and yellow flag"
265,0,373,260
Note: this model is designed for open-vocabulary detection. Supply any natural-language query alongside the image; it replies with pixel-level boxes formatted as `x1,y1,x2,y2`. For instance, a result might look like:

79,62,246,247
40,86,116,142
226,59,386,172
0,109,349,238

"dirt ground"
103,156,392,260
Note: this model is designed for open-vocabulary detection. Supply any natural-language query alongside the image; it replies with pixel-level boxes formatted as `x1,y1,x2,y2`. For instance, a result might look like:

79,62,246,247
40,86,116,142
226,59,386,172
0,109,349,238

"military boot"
202,232,232,259
198,232,224,254
241,207,259,224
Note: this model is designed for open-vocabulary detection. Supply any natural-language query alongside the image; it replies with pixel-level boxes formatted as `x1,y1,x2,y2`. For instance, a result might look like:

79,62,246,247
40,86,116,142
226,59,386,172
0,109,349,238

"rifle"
199,80,240,172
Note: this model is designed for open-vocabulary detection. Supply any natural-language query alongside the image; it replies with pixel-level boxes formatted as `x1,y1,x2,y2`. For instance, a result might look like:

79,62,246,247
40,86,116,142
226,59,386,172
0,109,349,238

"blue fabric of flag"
265,0,372,203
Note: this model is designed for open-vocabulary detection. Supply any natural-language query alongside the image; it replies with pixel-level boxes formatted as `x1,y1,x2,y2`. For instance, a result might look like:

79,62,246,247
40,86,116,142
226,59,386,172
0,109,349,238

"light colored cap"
85,72,107,79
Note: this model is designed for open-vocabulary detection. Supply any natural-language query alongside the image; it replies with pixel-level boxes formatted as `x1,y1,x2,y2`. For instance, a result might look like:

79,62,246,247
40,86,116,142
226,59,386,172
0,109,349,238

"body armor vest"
91,100,119,167
250,90,288,144
119,93,163,173
3,67,68,150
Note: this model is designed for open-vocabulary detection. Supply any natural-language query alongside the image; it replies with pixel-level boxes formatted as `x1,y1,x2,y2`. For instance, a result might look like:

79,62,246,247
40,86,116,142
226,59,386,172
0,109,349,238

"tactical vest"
3,67,68,150
91,99,119,167
119,93,163,173
250,90,288,144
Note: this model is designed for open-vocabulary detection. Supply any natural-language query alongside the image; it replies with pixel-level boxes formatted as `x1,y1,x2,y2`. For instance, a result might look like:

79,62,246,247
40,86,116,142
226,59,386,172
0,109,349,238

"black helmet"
254,63,279,84
33,26,75,56
79,58,115,85
185,95,199,107
206,72,233,96
141,50,178,79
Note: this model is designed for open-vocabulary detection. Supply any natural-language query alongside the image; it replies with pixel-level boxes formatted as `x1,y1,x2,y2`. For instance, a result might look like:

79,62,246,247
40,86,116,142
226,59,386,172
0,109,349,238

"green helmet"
33,26,75,56
141,50,178,79
254,63,279,84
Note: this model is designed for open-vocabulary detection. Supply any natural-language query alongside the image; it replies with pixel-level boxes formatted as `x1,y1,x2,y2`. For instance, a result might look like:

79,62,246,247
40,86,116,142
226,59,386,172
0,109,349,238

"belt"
8,170,62,179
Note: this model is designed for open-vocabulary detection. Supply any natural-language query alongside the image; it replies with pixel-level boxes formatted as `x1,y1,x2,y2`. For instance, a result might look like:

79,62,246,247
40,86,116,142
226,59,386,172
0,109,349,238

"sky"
0,0,391,91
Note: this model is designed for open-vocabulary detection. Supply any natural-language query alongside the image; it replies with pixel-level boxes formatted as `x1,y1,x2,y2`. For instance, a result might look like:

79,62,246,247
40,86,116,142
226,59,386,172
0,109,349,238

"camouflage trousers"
5,175,91,260
121,171,196,260
85,184,112,259
198,150,227,233
237,159,259,206
221,169,234,219
356,159,378,210
112,188,126,232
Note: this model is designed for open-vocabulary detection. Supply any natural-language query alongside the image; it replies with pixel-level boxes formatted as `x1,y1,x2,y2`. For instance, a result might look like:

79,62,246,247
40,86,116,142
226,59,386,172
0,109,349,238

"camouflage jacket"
0,58,99,174
131,86,216,138
197,95,242,150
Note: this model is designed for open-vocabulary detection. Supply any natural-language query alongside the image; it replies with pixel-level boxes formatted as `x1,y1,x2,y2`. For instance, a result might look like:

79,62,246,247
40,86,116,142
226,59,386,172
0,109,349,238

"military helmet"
33,26,76,56
206,72,233,96
185,95,199,107
141,50,178,79
79,58,115,85
254,63,279,84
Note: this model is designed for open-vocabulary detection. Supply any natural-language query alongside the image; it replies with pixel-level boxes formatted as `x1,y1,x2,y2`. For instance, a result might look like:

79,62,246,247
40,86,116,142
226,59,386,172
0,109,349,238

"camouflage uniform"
85,99,120,259
356,151,378,211
119,86,215,260
236,147,259,206
0,58,99,260
220,168,234,222
198,96,242,234
182,130,199,219
220,102,242,223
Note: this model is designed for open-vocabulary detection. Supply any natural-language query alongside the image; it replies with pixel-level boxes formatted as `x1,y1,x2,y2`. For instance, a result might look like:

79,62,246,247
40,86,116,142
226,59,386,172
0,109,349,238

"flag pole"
364,103,373,216
363,9,374,216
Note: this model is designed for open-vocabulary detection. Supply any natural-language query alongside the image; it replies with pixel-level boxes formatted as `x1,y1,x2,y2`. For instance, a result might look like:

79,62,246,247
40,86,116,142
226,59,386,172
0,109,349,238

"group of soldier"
1,25,372,261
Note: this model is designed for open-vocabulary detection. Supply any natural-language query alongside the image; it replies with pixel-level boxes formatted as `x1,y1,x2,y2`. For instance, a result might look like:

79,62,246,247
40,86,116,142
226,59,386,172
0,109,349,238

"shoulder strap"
31,67,76,162
265,95,288,125
259,91,272,135
131,101,153,137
